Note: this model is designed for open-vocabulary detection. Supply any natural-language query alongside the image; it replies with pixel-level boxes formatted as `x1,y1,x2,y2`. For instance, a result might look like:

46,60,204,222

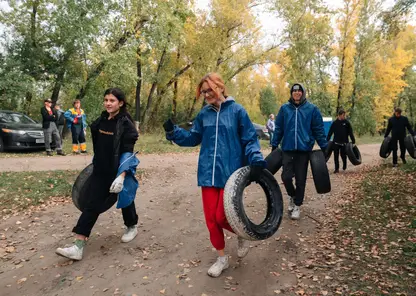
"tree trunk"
141,46,168,125
50,69,66,104
31,1,39,48
187,96,198,120
337,48,346,113
135,45,142,123
172,47,180,122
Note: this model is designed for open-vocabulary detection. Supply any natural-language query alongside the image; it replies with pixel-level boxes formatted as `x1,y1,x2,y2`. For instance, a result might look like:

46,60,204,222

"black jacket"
40,107,58,129
327,119,355,144
56,110,65,126
384,115,414,139
90,111,138,175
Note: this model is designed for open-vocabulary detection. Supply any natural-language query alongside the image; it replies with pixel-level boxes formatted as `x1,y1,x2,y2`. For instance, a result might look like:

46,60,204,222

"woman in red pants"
163,73,266,277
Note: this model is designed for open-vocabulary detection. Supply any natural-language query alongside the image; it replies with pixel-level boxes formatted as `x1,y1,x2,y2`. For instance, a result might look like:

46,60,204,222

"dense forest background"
0,0,415,135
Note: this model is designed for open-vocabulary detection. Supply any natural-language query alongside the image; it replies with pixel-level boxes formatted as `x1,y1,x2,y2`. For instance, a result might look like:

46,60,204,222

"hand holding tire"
163,119,175,133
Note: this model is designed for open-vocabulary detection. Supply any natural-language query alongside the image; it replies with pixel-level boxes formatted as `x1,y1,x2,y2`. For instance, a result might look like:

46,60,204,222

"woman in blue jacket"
163,73,266,277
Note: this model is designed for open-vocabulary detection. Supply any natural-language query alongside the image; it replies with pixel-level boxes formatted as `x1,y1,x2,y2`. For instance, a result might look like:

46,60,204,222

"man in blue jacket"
272,83,328,220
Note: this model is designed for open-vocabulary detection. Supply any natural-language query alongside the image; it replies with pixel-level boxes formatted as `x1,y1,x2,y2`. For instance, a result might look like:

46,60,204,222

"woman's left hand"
110,174,125,193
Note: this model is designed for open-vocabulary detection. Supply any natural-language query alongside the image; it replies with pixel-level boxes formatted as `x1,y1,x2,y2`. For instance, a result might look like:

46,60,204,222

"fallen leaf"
160,289,165,294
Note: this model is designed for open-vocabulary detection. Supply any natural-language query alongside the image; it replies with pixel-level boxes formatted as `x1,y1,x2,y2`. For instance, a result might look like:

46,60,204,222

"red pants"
201,187,234,250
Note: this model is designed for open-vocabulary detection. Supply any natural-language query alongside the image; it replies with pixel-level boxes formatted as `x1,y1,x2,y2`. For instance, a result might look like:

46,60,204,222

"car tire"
325,141,334,162
223,166,283,241
265,147,283,175
0,137,4,152
404,134,416,159
346,143,362,165
379,136,392,158
310,150,331,194
72,164,116,213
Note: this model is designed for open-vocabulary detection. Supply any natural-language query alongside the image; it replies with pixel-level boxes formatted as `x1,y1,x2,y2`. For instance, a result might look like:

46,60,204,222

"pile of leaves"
307,162,415,295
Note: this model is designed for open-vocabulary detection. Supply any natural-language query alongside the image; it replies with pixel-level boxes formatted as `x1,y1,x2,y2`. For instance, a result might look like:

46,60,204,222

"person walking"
272,83,327,220
326,109,356,173
267,114,275,147
163,73,266,277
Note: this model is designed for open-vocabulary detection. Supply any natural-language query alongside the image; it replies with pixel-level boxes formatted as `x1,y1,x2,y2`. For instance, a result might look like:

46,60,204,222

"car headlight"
1,128,26,135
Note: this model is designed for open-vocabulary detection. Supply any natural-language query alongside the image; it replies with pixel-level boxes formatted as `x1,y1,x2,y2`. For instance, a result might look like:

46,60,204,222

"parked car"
0,110,45,152
252,123,270,140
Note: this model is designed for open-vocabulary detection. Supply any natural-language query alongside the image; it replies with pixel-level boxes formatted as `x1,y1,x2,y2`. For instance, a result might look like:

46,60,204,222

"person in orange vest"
64,99,87,154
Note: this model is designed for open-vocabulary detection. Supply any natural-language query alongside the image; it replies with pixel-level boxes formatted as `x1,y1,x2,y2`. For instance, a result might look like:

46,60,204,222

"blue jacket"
64,108,87,129
166,97,266,188
272,84,328,151
116,152,139,209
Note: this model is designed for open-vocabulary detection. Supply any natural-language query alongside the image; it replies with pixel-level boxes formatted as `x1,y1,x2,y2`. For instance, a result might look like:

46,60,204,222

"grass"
0,169,145,217
333,160,416,295
355,134,384,145
0,170,79,216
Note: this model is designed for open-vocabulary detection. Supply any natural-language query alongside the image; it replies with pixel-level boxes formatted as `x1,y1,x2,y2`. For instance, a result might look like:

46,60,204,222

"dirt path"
0,145,381,296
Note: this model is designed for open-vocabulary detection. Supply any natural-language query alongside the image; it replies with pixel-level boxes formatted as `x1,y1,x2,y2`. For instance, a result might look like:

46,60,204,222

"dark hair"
338,109,346,116
104,88,133,120
73,99,81,106
395,107,402,114
44,99,52,103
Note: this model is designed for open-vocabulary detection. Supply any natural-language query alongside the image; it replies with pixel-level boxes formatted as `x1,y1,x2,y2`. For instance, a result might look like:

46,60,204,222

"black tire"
325,141,334,162
223,166,283,241
0,137,4,152
379,136,392,158
404,134,416,159
309,150,331,194
346,143,362,165
72,164,116,213
265,148,283,175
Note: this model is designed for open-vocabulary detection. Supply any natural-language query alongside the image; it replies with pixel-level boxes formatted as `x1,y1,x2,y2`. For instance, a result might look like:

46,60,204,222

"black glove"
163,119,175,133
249,164,264,182
272,146,277,151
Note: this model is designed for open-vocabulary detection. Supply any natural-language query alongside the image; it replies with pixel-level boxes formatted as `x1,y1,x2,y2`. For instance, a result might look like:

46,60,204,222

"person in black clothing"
326,109,355,173
54,103,65,145
384,107,415,167
56,88,139,261
40,99,65,156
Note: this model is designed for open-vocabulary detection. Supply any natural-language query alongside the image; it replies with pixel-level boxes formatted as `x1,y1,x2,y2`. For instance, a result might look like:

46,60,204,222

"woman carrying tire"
163,73,266,278
56,88,139,261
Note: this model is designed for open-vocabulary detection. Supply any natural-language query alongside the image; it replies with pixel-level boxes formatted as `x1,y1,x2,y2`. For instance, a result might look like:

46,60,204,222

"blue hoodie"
272,84,328,151
166,97,266,188
116,152,139,209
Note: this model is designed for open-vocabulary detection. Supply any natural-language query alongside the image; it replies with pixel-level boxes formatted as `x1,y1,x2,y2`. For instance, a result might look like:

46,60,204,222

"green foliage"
259,87,278,118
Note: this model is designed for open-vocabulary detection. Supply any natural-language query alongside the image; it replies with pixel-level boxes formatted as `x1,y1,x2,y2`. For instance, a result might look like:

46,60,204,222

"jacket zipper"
212,104,221,186
295,107,298,150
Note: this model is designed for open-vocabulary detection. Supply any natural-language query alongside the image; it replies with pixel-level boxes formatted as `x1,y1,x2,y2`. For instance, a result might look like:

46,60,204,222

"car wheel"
0,137,4,152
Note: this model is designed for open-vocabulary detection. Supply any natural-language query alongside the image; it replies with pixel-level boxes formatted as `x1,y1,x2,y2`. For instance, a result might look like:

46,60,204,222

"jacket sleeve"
41,107,56,122
64,110,74,123
326,122,334,141
82,113,87,128
121,118,139,153
311,106,328,149
238,108,266,167
384,119,392,138
348,121,356,144
405,117,415,136
272,107,284,147
166,113,203,147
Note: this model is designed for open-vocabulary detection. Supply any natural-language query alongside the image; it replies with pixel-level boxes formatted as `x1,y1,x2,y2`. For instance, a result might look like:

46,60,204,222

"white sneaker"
121,225,138,243
288,197,295,212
237,237,250,258
291,205,301,220
207,256,229,277
56,245,83,261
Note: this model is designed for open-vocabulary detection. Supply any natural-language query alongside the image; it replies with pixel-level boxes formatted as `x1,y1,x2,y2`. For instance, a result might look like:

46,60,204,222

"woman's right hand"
163,119,174,133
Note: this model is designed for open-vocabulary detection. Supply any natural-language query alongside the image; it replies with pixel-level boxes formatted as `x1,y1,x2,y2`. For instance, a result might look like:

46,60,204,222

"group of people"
54,72,414,280
40,99,88,156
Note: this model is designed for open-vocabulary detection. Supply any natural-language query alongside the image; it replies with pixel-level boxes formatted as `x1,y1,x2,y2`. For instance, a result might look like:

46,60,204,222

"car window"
0,112,36,124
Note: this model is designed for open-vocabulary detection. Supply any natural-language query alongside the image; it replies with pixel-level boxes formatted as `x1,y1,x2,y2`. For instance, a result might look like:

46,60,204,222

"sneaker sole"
55,250,82,261
207,263,229,277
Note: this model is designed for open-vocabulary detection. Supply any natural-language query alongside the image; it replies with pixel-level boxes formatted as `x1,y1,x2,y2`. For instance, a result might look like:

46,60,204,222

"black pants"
281,151,309,206
73,173,138,237
71,124,86,144
333,144,347,171
391,136,406,164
